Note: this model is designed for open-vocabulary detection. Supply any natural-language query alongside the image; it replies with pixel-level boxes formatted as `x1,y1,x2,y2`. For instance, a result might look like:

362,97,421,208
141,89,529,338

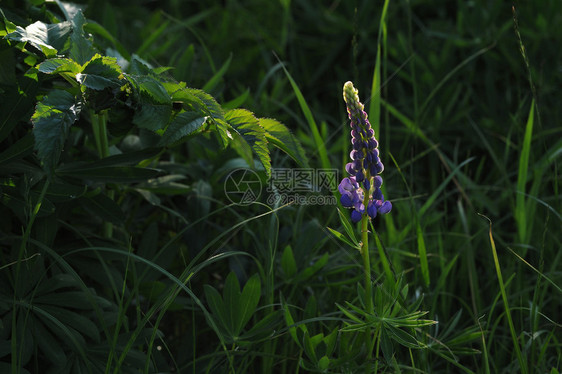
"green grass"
1,0,561,373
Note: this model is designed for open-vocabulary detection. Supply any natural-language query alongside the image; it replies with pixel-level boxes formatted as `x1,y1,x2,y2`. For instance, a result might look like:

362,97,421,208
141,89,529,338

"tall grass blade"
279,61,331,169
515,100,534,244
480,214,528,374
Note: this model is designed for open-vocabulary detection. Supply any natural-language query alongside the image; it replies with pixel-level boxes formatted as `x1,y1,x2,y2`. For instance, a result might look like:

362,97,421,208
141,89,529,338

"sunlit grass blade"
515,100,534,245
278,61,331,169
480,214,528,374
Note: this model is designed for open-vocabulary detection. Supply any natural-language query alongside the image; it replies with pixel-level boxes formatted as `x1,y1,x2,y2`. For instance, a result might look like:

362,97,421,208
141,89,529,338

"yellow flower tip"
343,81,361,110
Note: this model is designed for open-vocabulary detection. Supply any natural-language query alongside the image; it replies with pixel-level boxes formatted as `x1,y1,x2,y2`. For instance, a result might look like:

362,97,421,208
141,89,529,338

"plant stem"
91,111,114,238
360,209,373,373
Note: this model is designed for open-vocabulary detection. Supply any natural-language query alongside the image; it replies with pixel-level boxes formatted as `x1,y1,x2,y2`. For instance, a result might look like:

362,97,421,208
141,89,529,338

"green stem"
91,111,114,238
360,209,373,372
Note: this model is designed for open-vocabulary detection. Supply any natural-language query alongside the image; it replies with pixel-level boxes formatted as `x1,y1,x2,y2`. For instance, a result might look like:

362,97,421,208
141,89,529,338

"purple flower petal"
340,193,353,207
350,209,362,223
367,201,377,219
379,201,392,214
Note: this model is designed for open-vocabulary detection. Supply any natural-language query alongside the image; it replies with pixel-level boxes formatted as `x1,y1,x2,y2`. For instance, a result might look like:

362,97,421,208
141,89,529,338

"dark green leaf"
57,165,160,183
0,48,16,85
69,11,95,65
237,274,261,334
326,227,360,249
281,245,297,278
0,133,34,165
135,175,191,195
128,75,171,104
260,118,309,168
32,89,81,174
158,111,206,146
79,193,125,224
132,103,172,131
204,285,229,334
0,72,39,143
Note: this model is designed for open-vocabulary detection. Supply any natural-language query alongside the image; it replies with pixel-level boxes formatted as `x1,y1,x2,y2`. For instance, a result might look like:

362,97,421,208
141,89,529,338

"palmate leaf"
31,90,81,175
225,109,271,177
260,118,309,168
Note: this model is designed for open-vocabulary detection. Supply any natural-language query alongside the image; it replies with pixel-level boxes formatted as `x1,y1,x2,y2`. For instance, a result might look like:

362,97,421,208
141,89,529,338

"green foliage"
1,0,561,373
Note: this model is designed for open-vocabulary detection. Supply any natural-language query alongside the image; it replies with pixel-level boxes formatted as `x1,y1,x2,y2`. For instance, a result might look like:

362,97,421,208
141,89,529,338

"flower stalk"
338,81,392,371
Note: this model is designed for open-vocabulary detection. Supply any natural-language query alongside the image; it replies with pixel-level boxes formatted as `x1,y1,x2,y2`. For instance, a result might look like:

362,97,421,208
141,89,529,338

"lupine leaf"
223,272,240,334
225,109,270,177
238,274,261,333
281,246,297,278
158,111,207,146
31,90,81,175
76,54,123,90
260,118,309,168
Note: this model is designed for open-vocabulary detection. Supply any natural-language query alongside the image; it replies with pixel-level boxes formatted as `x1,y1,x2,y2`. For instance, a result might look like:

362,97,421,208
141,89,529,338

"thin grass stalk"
481,215,528,374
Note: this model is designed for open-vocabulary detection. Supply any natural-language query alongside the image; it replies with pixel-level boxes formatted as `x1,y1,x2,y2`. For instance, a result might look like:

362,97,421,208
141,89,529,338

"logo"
224,168,262,205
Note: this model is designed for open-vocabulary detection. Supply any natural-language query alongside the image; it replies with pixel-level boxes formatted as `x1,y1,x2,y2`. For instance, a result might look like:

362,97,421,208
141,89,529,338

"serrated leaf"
69,11,95,65
132,103,172,131
32,90,81,174
225,109,271,178
76,54,123,90
260,118,309,168
5,20,72,56
158,111,206,146
127,75,171,104
37,58,81,75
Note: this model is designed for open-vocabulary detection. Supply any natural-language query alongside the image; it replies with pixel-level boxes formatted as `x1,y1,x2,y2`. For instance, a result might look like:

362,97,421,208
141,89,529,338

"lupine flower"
338,81,391,223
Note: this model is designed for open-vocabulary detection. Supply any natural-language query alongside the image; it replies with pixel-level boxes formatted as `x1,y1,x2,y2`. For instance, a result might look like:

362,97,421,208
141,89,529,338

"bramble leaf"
5,20,72,56
32,90,81,175
69,11,95,65
260,118,309,168
37,58,81,75
158,111,207,146
225,109,270,177
76,54,123,90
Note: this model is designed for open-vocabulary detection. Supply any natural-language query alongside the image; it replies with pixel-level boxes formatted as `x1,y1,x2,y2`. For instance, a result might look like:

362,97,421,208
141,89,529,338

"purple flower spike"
339,81,392,222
